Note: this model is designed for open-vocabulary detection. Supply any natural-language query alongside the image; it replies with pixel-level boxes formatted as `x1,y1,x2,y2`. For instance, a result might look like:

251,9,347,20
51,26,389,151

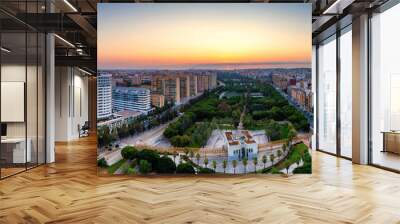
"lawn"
107,159,126,174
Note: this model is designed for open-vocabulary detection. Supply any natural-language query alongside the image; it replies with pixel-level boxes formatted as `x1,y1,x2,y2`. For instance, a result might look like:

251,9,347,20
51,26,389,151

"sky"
98,3,311,70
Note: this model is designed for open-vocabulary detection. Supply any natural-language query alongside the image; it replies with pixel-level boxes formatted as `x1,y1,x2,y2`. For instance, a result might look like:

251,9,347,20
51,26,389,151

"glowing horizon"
98,3,311,70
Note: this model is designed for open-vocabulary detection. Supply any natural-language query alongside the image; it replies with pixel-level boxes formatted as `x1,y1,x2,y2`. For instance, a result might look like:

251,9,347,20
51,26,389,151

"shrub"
293,150,312,174
137,149,160,167
130,159,137,168
198,167,215,174
155,156,176,174
139,160,152,174
176,163,195,174
293,163,311,174
121,146,138,160
97,158,108,168
270,167,282,174
126,167,136,175
170,135,191,147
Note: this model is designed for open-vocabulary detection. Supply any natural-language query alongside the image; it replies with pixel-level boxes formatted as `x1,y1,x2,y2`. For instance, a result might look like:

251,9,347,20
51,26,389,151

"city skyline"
98,3,311,70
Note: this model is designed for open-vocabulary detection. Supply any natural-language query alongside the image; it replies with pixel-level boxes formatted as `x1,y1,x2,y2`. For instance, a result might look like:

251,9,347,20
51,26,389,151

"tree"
212,160,217,171
284,160,292,174
183,148,189,156
121,146,138,160
136,149,161,170
204,157,209,168
170,135,191,147
189,150,194,161
232,160,237,174
270,154,276,165
139,160,151,174
97,158,108,168
222,160,227,173
173,151,178,163
176,163,195,174
111,128,119,142
262,155,267,169
196,153,201,165
287,130,297,146
277,150,282,158
198,167,215,174
242,157,248,174
294,154,302,166
155,156,176,174
217,101,231,113
97,126,112,147
253,157,258,173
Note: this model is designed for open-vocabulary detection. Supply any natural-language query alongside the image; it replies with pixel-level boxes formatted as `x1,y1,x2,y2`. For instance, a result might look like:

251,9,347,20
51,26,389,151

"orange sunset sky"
98,3,311,69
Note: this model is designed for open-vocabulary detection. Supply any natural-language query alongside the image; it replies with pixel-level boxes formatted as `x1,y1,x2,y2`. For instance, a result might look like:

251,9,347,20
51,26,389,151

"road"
119,120,173,147
272,85,314,127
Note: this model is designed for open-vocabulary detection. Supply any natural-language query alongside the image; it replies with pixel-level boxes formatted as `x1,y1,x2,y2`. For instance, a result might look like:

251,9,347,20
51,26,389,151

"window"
340,27,352,158
370,3,400,171
317,35,337,154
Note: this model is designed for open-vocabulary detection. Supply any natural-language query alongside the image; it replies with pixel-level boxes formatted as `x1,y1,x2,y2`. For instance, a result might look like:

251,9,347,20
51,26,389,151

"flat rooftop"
225,130,256,146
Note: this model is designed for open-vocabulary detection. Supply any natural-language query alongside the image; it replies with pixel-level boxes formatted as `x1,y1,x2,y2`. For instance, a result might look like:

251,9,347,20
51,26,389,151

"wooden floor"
1,136,400,224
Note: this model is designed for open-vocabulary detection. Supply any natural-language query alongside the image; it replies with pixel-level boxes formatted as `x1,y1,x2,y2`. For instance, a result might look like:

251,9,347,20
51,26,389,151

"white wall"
55,67,89,141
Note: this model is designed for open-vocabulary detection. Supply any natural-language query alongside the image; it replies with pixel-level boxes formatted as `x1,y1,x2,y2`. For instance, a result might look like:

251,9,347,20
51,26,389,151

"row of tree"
97,106,179,148
164,90,243,147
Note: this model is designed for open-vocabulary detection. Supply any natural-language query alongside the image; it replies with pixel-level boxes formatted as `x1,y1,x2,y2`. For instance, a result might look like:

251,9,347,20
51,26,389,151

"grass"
224,91,242,98
261,142,309,174
276,143,308,170
107,159,127,174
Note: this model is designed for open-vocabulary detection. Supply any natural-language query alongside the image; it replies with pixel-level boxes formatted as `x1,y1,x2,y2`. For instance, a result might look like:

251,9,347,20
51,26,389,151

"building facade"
151,94,165,108
113,87,151,113
97,73,113,119
150,73,217,105
224,130,258,160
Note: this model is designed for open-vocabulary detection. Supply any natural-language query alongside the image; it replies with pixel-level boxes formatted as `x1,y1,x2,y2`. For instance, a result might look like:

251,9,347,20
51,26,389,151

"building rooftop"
114,110,143,118
114,86,150,93
225,130,256,146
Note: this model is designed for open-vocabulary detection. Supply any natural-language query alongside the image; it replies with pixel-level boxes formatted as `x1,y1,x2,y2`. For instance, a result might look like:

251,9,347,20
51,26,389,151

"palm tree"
184,148,189,156
253,157,258,173
262,155,267,169
270,154,275,165
189,150,194,160
284,160,291,174
196,153,200,165
242,157,248,174
287,130,296,147
212,160,217,171
173,151,178,163
277,150,282,158
232,160,237,174
222,160,227,173
204,157,209,168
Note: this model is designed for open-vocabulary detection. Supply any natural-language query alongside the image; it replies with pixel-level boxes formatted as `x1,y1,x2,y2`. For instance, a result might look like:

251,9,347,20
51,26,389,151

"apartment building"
97,73,113,119
112,87,151,113
151,73,217,105
151,94,165,108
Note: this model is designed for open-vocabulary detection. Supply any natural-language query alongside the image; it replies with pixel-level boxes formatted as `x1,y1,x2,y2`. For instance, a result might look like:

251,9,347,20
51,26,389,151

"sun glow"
98,4,311,69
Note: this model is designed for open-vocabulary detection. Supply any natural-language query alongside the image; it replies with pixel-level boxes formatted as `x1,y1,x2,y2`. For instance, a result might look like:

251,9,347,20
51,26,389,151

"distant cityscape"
97,70,218,128
97,68,312,129
97,68,312,175
234,68,313,114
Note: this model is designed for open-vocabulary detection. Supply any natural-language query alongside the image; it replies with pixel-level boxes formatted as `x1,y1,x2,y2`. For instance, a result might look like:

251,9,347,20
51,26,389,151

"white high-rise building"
113,87,151,113
97,73,112,119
